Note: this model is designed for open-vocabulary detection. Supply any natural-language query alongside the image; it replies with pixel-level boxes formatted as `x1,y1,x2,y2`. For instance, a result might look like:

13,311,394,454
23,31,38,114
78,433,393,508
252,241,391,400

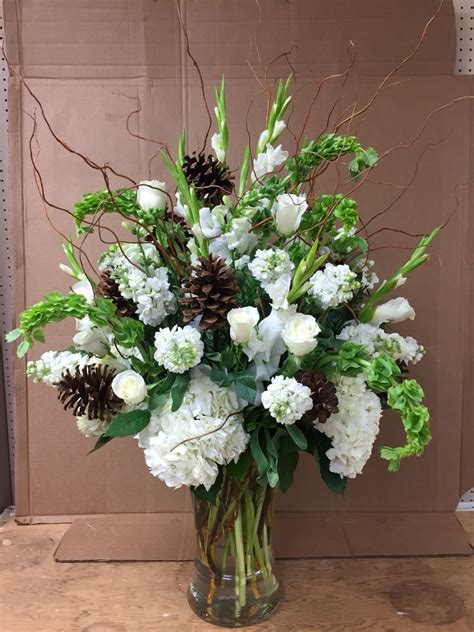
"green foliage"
73,188,140,235
336,342,370,376
87,297,118,328
366,354,401,392
192,469,223,504
7,292,89,357
88,434,114,454
286,424,308,450
310,429,347,495
210,365,257,405
381,378,431,471
171,373,190,411
113,317,144,348
226,448,251,481
105,409,151,437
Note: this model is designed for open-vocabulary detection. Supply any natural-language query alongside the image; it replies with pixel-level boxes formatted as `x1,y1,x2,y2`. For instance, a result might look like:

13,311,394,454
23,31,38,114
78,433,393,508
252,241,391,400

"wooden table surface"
1,513,473,631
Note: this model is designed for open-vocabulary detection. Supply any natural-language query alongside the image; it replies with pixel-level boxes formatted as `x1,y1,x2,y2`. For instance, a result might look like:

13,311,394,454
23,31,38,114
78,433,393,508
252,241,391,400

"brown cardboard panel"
5,0,473,559
54,512,472,562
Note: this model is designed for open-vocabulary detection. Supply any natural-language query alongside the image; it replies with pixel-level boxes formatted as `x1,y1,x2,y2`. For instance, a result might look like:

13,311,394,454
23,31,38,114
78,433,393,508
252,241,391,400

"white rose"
281,313,320,356
112,370,147,405
227,307,260,344
271,193,308,236
137,180,167,211
371,297,415,325
73,318,109,356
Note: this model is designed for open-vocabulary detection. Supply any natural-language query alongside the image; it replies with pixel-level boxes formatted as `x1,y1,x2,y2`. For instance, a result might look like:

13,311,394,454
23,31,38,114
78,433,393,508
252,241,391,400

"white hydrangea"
261,375,313,425
76,415,110,438
154,325,204,373
314,374,382,479
308,263,360,308
138,367,248,490
249,248,294,309
99,243,176,327
252,143,288,181
27,351,90,386
337,322,424,364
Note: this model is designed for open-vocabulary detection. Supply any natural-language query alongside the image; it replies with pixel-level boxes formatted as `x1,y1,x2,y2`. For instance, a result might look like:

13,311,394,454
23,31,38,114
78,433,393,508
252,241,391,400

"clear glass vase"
188,466,282,627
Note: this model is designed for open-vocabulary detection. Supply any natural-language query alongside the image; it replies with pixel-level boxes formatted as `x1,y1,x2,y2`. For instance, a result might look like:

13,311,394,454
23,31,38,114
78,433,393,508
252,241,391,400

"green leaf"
312,430,347,495
287,424,308,450
148,391,168,412
250,429,268,478
105,409,151,437
191,469,223,504
5,328,21,342
234,374,257,404
226,448,251,481
88,434,114,454
278,447,299,493
171,373,190,412
267,470,279,488
17,340,31,358
155,372,176,395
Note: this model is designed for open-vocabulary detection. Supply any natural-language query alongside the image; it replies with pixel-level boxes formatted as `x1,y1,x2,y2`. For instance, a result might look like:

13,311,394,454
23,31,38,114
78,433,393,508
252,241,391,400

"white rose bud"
371,297,416,325
227,307,260,345
281,313,320,356
271,193,308,236
112,370,148,406
137,180,168,211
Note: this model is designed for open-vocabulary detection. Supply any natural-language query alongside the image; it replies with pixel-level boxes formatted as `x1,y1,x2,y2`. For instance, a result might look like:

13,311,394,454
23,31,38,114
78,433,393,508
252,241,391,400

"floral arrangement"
8,76,437,624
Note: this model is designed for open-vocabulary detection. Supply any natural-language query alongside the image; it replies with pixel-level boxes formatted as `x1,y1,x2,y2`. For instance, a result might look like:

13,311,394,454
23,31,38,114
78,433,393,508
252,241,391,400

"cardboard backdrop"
4,0,474,557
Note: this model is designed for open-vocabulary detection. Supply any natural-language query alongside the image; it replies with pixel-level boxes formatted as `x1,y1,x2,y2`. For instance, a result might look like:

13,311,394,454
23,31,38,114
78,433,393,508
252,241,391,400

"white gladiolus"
199,207,223,239
137,180,168,211
261,375,313,425
227,307,260,344
112,370,147,406
281,313,320,356
71,277,95,304
271,193,308,236
211,132,226,162
154,325,204,374
252,143,288,181
371,297,415,325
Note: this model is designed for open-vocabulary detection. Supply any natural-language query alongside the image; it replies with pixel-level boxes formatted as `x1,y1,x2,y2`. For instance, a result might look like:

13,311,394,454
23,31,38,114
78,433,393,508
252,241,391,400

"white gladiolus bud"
281,313,320,356
211,132,226,162
137,180,168,211
227,307,260,344
271,193,308,236
112,370,148,406
371,297,415,325
257,129,270,150
272,119,286,139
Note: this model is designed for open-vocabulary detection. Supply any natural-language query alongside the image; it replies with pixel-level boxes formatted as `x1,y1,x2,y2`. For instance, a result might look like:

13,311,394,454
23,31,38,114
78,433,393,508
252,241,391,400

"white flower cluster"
252,143,288,181
99,243,176,327
314,374,382,478
76,415,110,438
26,350,89,386
261,375,313,425
308,263,360,309
138,367,248,490
154,325,204,374
337,322,424,364
249,248,294,309
360,260,379,290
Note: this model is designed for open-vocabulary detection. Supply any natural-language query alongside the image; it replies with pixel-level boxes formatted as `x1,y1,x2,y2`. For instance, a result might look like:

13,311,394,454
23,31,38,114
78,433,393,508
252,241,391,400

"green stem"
234,505,247,608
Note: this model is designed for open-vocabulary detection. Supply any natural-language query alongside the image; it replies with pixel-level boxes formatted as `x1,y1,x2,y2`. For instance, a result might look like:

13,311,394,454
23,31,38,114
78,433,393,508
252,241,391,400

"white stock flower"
99,244,176,327
337,322,424,364
137,180,168,211
261,375,313,425
308,263,360,308
76,415,109,438
26,350,89,386
249,248,294,309
154,325,204,374
360,261,379,290
271,193,308,236
227,307,260,344
137,367,248,490
112,370,147,406
371,297,416,325
73,317,111,356
211,132,226,162
252,143,288,181
314,375,382,479
281,313,320,356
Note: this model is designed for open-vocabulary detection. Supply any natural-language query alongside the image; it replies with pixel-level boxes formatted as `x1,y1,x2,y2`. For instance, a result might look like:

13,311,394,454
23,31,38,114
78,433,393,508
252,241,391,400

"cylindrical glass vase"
188,467,281,627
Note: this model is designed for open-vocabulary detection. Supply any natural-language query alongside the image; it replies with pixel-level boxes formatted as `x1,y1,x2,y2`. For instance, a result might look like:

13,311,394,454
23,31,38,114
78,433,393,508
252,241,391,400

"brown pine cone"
182,152,234,206
295,369,339,424
96,272,136,318
179,254,238,330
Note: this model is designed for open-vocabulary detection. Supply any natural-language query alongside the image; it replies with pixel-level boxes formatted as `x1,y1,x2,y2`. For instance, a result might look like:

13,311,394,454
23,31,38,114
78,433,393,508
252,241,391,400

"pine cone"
295,369,339,424
96,272,136,318
179,255,238,330
57,364,124,421
182,152,234,206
